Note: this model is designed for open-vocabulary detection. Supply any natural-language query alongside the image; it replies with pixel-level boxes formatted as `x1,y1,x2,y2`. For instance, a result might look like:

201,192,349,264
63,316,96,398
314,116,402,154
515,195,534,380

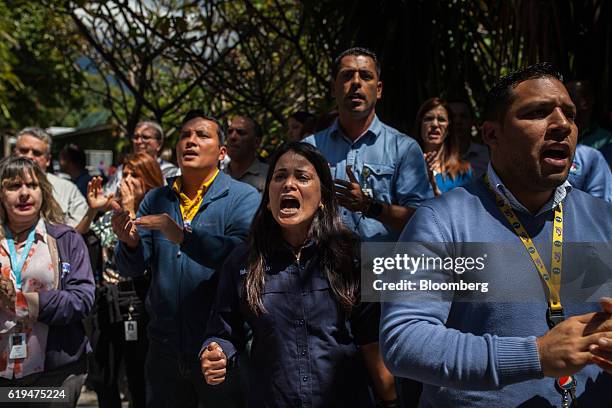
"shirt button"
301,349,307,356
296,319,304,326
302,376,308,382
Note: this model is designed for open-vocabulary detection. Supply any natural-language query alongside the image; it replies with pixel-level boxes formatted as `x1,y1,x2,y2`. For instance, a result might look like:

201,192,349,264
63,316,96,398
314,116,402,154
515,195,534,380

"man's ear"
481,121,500,149
376,80,383,100
218,145,227,162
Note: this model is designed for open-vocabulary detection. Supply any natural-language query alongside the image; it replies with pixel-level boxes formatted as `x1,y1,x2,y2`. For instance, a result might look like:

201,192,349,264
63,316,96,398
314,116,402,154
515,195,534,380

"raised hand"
334,165,369,212
87,176,114,211
120,177,144,218
201,342,227,385
110,200,140,249
423,152,441,196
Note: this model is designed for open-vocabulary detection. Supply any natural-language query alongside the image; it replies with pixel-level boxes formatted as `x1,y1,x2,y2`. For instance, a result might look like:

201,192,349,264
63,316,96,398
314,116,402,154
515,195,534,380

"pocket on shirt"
363,162,395,200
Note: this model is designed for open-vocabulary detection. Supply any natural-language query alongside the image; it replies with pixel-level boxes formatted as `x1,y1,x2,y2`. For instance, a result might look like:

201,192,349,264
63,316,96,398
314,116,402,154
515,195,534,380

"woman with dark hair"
76,152,163,408
0,157,94,405
201,142,396,407
414,97,472,195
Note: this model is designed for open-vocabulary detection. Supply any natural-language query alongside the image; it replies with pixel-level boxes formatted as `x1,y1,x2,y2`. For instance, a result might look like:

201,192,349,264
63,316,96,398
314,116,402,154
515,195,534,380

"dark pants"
0,358,87,408
396,377,422,408
86,283,148,408
145,341,246,408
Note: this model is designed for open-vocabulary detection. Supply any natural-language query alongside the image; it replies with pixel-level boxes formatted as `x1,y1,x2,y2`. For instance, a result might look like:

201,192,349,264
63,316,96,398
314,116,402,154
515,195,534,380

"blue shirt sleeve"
580,148,612,203
180,186,260,270
395,141,434,206
201,250,248,362
380,206,543,390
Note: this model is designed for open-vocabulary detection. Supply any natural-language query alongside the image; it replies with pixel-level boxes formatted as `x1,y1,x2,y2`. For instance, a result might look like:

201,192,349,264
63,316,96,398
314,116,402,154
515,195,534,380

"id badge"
9,333,27,360
124,320,138,341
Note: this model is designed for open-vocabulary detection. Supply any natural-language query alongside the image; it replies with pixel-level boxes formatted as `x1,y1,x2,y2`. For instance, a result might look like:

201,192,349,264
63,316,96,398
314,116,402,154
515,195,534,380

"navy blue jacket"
204,242,380,408
115,172,260,359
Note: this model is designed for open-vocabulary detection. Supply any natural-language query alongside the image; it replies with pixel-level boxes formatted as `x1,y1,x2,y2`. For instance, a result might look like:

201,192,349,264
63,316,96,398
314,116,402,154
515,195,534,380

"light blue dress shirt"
303,115,434,242
568,144,612,203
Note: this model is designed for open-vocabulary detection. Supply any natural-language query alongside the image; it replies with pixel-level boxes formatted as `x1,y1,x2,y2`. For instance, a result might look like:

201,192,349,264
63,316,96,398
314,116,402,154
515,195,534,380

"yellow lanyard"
485,176,564,316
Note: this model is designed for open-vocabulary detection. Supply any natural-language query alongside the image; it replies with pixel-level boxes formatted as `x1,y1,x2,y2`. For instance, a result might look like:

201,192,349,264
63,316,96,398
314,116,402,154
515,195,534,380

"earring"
319,203,324,210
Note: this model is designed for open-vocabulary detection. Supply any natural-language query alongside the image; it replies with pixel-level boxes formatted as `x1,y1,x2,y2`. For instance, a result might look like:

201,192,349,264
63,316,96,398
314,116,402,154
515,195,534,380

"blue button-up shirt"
568,144,612,203
204,243,379,408
303,116,434,242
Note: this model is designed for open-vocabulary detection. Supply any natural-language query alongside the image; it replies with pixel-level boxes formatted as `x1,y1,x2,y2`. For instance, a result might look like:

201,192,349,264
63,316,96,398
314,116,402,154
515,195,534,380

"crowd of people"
0,46,611,408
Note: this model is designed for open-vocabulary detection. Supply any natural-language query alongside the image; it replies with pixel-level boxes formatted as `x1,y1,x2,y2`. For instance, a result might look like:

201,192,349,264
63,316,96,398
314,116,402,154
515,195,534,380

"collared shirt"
46,173,88,228
486,163,572,216
204,242,379,408
462,142,490,178
0,219,54,379
223,158,269,193
568,144,612,203
171,169,219,223
303,116,433,242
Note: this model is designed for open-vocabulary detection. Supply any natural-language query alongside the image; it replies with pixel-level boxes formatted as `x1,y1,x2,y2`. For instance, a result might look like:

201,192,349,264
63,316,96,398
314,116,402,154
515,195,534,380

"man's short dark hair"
59,143,87,170
180,109,226,145
235,115,263,140
332,47,381,80
484,62,563,122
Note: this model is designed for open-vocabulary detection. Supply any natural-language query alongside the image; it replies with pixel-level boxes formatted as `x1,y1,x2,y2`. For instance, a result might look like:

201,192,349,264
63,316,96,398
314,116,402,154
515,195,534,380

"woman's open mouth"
279,196,300,216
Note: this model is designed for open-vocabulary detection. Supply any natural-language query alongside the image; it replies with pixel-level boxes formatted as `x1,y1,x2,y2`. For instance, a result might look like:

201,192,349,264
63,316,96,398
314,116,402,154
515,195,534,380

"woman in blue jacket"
201,142,397,407
0,157,94,406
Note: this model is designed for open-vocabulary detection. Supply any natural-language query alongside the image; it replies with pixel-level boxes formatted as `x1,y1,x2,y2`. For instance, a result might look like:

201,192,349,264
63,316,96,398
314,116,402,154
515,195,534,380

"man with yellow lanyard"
380,63,612,408
111,110,260,408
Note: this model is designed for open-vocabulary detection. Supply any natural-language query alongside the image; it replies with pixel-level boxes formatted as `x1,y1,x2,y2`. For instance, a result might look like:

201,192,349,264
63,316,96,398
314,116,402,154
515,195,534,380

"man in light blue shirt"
569,144,612,202
304,47,433,242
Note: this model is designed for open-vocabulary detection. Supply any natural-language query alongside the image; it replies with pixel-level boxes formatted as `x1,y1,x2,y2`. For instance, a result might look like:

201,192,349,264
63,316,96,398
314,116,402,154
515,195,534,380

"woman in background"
414,97,472,195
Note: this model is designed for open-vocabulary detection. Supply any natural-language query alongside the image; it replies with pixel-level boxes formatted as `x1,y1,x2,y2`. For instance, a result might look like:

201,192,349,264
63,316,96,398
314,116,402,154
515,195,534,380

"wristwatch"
364,197,383,218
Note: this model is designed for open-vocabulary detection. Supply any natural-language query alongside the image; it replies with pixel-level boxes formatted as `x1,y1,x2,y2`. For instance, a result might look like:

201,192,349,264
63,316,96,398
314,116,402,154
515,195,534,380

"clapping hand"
134,214,184,244
201,342,227,385
87,176,114,212
0,275,16,312
119,177,145,218
334,166,369,212
423,152,441,196
110,201,140,249
587,297,612,373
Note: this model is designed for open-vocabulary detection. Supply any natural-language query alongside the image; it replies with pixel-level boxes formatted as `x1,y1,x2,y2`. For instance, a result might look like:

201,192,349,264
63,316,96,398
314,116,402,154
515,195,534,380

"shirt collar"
171,169,219,196
227,158,264,177
486,163,572,216
331,114,382,144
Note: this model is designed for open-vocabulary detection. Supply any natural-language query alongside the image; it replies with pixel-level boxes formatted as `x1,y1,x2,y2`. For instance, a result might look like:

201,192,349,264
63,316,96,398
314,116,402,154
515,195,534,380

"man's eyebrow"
518,100,576,111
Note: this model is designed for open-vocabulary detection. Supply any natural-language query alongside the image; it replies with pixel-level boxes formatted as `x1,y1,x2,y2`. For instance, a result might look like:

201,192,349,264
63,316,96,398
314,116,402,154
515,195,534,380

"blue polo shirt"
303,116,433,242
569,144,612,202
